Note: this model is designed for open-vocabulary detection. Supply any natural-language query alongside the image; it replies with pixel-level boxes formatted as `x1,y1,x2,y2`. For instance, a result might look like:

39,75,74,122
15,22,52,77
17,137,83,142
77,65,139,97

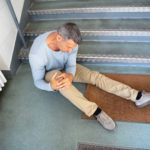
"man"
29,23,150,131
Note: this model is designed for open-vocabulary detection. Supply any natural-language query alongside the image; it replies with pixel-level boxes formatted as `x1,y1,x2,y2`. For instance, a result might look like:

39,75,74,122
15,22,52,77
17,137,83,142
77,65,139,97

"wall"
0,0,25,70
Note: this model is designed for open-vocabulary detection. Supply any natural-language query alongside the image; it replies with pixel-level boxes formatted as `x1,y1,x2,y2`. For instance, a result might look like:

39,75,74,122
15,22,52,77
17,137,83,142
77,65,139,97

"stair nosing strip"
24,30,150,36
76,54,150,63
19,50,150,63
28,7,150,14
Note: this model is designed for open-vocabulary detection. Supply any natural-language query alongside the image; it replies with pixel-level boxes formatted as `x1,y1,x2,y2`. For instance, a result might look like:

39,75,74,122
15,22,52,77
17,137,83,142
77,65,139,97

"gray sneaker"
96,111,116,131
135,91,150,108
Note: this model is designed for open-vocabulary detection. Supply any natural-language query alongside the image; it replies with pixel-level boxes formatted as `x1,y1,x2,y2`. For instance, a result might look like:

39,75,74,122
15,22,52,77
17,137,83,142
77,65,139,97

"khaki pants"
45,64,138,117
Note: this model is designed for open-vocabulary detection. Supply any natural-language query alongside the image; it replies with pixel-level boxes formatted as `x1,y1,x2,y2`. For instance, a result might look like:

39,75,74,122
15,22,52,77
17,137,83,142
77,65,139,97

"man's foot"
95,111,116,131
135,91,150,108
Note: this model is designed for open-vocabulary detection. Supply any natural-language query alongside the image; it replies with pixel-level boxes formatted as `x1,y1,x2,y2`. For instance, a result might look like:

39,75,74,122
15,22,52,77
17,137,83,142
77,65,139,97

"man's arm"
56,45,78,90
29,55,54,91
65,45,78,77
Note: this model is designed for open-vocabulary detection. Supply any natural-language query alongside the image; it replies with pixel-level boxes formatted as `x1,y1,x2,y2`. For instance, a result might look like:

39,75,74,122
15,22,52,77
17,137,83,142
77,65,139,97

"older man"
29,23,150,131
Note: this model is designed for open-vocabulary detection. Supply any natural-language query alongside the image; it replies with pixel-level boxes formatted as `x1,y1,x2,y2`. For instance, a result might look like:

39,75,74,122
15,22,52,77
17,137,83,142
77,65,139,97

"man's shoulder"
29,31,55,59
29,33,49,55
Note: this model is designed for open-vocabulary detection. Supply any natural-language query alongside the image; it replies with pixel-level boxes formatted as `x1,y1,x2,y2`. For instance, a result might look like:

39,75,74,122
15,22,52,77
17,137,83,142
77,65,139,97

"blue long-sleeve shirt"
29,31,78,91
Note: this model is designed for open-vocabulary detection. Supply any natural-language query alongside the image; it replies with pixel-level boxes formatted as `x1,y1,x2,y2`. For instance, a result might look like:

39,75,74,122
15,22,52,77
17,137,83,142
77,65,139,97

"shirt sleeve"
29,55,54,91
65,45,78,76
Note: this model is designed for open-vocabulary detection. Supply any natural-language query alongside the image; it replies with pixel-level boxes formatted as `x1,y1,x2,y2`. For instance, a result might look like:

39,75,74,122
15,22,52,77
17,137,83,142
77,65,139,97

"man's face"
57,35,78,53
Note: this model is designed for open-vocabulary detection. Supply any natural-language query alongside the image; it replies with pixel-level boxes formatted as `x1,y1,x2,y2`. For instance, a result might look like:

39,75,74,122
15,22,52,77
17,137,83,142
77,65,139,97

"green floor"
0,64,150,150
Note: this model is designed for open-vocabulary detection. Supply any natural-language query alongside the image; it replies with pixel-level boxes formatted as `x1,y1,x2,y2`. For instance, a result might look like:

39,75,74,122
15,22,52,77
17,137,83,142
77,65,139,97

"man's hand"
50,73,64,90
50,73,73,91
57,73,73,90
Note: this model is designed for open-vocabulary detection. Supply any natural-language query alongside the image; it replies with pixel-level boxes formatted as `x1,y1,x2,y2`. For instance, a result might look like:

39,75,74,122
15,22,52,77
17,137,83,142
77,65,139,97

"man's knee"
45,70,62,82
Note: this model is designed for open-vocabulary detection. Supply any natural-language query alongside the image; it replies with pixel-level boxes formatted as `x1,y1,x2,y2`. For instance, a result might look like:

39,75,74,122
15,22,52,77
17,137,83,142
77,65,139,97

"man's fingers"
57,79,68,86
57,81,71,90
57,77,64,82
58,73,65,79
57,81,68,89
57,82,66,88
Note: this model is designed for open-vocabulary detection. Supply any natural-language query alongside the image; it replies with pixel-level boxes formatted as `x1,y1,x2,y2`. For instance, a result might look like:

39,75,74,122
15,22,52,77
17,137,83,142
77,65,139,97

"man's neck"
46,32,60,51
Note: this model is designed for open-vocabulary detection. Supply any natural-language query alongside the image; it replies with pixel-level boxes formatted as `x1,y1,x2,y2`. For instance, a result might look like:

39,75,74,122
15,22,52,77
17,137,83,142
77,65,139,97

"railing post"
6,0,27,49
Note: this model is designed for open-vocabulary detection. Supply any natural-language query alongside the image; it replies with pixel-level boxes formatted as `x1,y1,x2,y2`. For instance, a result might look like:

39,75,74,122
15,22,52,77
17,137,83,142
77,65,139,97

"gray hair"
57,23,82,44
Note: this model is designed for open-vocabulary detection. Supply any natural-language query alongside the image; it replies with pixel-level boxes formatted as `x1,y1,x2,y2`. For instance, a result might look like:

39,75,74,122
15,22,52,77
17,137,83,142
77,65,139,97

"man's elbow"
34,81,41,90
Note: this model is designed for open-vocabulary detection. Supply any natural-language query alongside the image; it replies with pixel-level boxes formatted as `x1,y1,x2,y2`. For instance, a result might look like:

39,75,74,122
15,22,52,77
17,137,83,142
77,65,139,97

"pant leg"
73,64,138,102
45,70,98,117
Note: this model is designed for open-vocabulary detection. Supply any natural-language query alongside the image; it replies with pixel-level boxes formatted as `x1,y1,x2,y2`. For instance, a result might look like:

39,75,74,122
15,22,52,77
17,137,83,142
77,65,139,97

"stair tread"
29,0,150,11
24,19,150,35
19,41,150,58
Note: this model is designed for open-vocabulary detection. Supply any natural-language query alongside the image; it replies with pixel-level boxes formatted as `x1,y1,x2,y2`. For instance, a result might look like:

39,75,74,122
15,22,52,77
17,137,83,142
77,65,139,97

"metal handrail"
6,0,27,49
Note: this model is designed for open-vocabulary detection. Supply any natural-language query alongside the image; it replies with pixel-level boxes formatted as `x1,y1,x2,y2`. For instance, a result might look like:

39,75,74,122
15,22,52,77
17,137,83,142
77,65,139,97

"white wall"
0,0,25,70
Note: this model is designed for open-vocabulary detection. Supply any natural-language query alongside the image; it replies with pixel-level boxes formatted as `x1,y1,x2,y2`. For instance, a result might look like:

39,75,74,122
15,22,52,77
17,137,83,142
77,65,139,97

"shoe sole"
105,124,117,131
136,100,150,108
97,119,117,131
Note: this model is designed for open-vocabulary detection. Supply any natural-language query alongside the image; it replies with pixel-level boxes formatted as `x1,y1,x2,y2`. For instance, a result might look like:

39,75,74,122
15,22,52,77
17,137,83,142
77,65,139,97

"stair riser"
33,0,150,5
82,62,150,75
20,59,150,75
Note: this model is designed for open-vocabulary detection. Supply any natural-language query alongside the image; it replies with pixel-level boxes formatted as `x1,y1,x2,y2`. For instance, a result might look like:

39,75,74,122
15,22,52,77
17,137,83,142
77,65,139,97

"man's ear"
56,34,63,42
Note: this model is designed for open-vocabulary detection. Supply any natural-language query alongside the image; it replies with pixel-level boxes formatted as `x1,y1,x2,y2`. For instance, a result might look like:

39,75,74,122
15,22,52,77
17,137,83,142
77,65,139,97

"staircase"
19,0,150,75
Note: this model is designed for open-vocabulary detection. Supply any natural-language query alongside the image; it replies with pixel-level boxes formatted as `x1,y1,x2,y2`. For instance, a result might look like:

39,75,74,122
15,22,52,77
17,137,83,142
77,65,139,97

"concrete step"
21,40,150,55
19,41,150,64
19,48,150,75
28,0,150,19
24,19,150,42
